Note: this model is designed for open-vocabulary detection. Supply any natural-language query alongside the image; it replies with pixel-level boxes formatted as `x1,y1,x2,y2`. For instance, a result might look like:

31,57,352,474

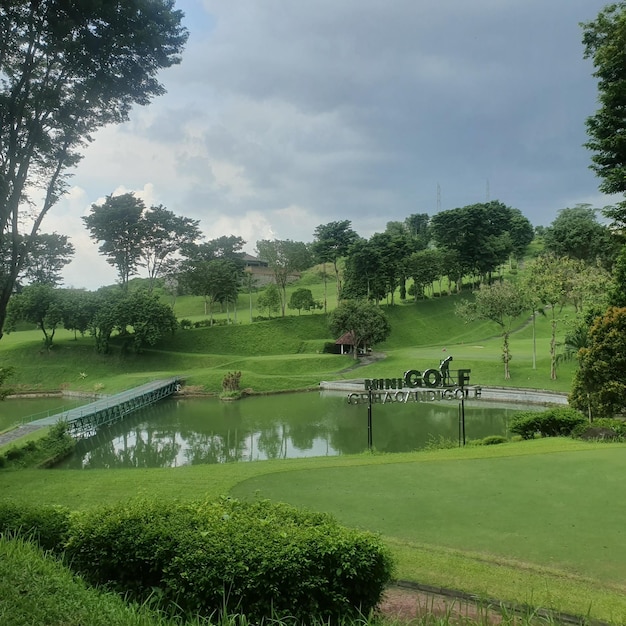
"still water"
49,392,539,470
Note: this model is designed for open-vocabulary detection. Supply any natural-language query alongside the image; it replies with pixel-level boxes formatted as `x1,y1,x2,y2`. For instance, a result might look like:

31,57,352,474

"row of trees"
5,285,177,354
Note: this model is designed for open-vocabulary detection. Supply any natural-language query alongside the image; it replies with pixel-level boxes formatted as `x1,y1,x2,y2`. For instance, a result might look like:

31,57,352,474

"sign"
347,356,482,405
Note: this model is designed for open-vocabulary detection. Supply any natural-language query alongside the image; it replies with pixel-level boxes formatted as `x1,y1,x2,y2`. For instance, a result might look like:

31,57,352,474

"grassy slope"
0,291,578,396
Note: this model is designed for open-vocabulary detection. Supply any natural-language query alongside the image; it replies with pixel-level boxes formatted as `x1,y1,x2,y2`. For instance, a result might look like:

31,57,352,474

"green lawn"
2,439,626,622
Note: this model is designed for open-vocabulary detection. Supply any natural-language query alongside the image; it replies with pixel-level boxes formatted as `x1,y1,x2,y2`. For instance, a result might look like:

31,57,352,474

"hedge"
509,408,587,440
65,497,394,622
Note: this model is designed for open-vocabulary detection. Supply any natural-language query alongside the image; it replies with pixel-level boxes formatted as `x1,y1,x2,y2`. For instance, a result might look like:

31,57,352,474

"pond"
47,391,541,469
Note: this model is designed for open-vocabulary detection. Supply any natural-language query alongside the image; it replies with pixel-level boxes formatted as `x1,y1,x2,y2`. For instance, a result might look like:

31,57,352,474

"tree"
5,283,63,348
431,202,532,284
329,300,391,360
524,255,580,380
256,239,312,316
60,288,99,339
83,193,145,290
368,231,411,305
140,204,201,290
342,238,386,301
312,221,358,301
0,0,187,338
115,289,178,353
256,283,281,319
455,281,527,379
543,205,616,266
183,258,240,323
582,3,626,210
288,288,316,315
88,288,177,354
22,233,75,286
406,249,441,301
570,307,626,419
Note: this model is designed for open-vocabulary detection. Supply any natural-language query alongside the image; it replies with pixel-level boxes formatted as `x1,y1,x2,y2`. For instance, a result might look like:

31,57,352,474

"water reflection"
53,393,539,470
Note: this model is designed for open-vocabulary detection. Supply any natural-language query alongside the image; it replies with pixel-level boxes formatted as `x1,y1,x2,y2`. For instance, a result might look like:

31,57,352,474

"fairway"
231,443,626,600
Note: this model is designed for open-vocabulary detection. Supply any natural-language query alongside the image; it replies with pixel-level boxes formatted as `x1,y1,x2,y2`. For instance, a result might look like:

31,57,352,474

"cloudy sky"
44,0,614,289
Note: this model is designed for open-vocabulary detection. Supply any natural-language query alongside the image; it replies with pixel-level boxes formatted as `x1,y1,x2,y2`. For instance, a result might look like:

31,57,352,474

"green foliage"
288,287,317,314
0,501,71,552
329,299,391,358
63,498,394,622
571,418,626,441
0,536,196,626
570,307,626,418
221,371,241,392
509,408,586,440
256,283,281,319
477,435,508,446
0,422,75,470
0,365,14,399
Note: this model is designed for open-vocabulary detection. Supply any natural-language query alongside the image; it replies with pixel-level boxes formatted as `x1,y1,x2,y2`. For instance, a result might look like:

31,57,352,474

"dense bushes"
509,408,587,439
0,422,75,469
1,497,394,622
0,501,70,552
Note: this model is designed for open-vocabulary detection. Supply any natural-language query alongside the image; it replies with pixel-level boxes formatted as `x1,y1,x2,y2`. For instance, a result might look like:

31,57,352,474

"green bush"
571,418,626,440
479,435,508,446
509,408,587,440
0,422,75,469
65,497,394,622
0,501,71,552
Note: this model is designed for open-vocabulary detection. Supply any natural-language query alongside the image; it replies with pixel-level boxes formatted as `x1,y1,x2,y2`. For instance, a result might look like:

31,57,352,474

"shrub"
509,408,587,440
479,435,508,446
179,318,193,330
64,497,394,622
0,501,71,552
1,422,75,470
571,418,626,441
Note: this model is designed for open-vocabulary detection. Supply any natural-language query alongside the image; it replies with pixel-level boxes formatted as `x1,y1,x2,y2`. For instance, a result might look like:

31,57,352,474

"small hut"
335,331,358,355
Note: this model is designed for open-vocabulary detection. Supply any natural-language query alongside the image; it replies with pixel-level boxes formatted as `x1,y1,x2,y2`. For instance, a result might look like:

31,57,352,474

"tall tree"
525,255,580,380
312,221,358,300
582,3,626,221
0,0,187,338
570,307,626,419
141,204,201,290
256,239,312,316
83,193,145,290
342,238,386,302
456,281,527,380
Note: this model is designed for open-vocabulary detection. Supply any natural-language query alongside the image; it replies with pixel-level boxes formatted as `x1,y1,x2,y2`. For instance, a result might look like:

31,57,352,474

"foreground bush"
0,501,70,552
509,408,586,440
0,535,202,626
65,497,394,622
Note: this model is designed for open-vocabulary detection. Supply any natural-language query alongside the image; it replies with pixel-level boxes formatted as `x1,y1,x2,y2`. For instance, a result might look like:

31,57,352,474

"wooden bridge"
28,377,182,439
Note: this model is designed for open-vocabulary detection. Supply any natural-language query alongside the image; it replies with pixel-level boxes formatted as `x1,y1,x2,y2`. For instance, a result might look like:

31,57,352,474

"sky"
41,0,616,290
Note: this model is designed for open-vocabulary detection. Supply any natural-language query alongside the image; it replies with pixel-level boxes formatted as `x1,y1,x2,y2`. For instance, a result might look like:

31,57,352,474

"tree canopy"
329,300,391,359
0,0,187,337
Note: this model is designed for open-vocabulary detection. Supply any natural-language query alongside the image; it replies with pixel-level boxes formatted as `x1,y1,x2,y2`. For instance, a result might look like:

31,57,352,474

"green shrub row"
0,497,394,623
509,408,587,440
0,422,75,469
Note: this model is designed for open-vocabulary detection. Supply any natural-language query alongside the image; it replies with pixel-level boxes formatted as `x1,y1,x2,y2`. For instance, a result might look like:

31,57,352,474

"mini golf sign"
346,356,482,449
347,355,482,405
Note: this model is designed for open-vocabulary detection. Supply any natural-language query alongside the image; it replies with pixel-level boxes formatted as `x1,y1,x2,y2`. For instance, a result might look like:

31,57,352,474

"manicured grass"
2,439,626,622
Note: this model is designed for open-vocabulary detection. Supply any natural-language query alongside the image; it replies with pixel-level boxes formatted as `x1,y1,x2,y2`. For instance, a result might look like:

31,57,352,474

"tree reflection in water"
52,393,535,470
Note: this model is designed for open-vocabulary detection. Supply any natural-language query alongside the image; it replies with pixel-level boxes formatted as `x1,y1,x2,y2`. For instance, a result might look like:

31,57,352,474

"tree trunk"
550,315,557,380
503,331,511,380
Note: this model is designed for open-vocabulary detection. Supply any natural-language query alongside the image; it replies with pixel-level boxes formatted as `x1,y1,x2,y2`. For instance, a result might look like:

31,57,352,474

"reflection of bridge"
29,378,182,439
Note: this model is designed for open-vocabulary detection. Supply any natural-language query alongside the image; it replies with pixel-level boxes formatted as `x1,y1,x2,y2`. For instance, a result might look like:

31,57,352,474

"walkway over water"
21,378,182,440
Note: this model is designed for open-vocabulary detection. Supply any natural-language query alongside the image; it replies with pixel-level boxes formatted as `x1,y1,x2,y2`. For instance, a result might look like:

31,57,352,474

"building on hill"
243,253,301,287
